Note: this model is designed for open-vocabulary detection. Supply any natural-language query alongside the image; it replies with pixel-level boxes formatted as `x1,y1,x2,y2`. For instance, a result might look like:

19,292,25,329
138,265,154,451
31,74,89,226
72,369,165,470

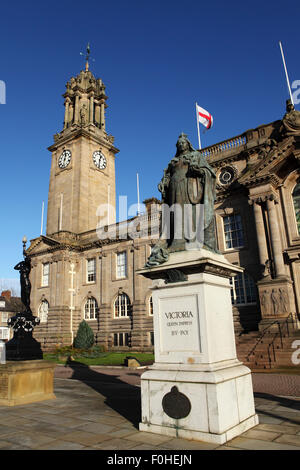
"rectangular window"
223,214,244,250
150,331,154,346
42,263,50,287
1,313,8,323
0,327,9,340
0,301,5,308
113,332,130,347
116,252,127,278
230,272,257,306
87,258,96,283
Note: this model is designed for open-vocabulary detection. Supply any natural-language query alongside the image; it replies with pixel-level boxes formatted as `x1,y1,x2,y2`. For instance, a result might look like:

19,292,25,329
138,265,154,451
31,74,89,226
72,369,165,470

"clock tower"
46,61,118,236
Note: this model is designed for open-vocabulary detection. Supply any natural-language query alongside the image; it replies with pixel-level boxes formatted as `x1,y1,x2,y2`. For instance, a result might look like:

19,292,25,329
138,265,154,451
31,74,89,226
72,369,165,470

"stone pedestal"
0,360,56,406
138,249,258,445
257,277,299,332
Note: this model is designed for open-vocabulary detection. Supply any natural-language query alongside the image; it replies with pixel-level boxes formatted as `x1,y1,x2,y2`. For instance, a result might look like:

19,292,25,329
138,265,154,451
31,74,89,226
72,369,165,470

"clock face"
58,150,72,169
93,150,107,170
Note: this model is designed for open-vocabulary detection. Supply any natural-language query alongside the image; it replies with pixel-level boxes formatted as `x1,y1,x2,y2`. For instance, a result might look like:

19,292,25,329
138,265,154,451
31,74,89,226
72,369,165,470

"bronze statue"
146,133,218,267
6,238,43,360
281,99,300,135
14,256,31,313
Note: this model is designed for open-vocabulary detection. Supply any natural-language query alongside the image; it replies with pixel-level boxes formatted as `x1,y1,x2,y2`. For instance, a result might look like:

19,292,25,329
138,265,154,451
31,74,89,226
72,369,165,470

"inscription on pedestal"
159,294,200,353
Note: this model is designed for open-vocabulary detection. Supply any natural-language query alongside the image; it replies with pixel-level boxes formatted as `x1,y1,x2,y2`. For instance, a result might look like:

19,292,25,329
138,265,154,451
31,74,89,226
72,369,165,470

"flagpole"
279,41,294,105
137,173,140,215
196,102,202,150
40,201,44,236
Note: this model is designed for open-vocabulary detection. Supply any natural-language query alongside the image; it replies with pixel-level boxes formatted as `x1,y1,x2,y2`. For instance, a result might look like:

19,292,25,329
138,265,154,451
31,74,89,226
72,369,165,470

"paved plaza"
0,364,299,451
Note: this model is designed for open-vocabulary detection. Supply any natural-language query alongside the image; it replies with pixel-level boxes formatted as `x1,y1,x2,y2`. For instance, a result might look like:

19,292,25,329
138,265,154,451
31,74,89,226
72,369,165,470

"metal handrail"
245,313,295,365
265,313,295,367
245,320,278,361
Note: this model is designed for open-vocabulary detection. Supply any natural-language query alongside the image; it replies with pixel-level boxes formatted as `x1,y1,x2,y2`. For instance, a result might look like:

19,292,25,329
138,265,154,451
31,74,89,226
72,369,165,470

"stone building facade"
0,291,23,341
27,63,300,351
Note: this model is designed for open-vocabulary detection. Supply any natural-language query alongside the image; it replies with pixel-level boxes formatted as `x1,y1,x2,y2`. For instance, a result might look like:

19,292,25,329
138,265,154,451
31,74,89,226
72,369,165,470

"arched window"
292,182,300,234
114,293,131,318
230,272,257,306
149,296,153,316
84,297,98,320
38,300,49,323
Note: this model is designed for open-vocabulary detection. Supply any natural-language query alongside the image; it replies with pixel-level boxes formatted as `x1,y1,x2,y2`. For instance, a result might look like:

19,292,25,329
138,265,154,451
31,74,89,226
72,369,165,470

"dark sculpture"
14,257,31,313
146,133,218,267
281,99,300,135
6,238,43,361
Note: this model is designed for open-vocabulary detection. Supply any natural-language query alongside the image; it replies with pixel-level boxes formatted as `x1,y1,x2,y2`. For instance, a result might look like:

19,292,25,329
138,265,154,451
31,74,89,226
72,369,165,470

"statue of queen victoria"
146,133,218,267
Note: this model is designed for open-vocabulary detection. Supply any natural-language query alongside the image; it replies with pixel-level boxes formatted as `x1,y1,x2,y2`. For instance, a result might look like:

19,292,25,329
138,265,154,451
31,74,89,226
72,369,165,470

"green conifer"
74,320,94,349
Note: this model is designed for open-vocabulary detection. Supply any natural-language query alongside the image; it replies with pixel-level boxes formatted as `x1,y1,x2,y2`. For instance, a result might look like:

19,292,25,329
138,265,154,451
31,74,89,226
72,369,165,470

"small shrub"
74,320,94,349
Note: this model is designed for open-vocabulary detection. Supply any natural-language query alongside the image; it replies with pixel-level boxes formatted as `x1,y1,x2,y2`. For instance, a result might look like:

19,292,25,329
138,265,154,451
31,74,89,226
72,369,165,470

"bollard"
0,340,6,364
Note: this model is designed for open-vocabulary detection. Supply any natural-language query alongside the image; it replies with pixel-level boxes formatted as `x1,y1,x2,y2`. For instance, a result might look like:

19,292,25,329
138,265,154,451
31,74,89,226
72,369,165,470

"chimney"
1,290,11,300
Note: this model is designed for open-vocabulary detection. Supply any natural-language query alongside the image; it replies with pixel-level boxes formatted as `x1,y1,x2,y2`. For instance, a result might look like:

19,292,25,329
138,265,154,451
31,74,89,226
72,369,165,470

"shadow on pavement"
62,358,142,428
254,392,300,425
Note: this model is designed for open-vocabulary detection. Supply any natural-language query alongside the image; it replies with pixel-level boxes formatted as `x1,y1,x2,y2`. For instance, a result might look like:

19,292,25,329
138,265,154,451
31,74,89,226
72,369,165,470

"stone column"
74,94,80,124
64,98,70,129
89,94,94,124
94,102,100,127
252,200,269,275
266,197,286,278
100,100,105,131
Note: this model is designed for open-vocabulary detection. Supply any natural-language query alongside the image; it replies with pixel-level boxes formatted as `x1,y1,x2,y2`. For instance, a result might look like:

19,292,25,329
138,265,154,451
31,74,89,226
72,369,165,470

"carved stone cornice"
242,173,280,189
248,191,279,205
48,127,119,154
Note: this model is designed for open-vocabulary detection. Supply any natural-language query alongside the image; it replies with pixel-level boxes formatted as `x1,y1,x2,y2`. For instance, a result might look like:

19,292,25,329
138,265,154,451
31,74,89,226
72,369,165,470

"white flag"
196,104,213,129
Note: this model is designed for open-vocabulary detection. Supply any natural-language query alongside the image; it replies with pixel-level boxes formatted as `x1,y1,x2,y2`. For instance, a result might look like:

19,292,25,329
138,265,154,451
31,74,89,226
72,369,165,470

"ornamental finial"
80,42,93,71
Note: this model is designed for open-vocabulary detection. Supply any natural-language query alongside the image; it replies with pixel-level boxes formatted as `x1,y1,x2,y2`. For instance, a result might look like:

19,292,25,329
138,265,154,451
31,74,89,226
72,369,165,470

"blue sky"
0,0,299,286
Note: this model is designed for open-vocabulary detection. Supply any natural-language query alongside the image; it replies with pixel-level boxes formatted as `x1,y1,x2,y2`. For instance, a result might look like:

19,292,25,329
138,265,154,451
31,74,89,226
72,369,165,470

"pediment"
27,235,61,255
238,136,298,187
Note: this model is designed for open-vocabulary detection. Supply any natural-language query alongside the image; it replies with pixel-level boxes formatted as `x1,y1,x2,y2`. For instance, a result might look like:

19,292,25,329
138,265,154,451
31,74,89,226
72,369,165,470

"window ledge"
113,316,131,319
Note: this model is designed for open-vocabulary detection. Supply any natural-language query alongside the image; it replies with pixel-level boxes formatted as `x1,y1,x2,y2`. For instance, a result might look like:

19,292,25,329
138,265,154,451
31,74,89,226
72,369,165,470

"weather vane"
80,43,95,71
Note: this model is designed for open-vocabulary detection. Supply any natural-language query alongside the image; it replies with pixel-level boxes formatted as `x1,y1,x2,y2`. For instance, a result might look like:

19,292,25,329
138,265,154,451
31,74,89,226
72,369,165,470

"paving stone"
162,438,218,450
282,420,300,427
273,406,300,414
76,422,117,434
130,443,161,450
21,422,83,437
0,416,34,428
242,429,281,441
274,434,300,447
216,445,242,450
36,440,87,450
228,436,300,450
256,423,300,435
32,413,90,428
93,438,141,450
124,431,174,446
3,431,57,449
60,430,112,446
96,415,129,426
257,414,284,424
275,412,300,423
0,441,31,450
0,426,20,438
109,428,140,438
0,439,23,449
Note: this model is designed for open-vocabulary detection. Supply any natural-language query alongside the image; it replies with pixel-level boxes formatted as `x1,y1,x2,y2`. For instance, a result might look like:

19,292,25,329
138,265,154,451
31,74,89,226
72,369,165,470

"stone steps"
236,329,300,370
